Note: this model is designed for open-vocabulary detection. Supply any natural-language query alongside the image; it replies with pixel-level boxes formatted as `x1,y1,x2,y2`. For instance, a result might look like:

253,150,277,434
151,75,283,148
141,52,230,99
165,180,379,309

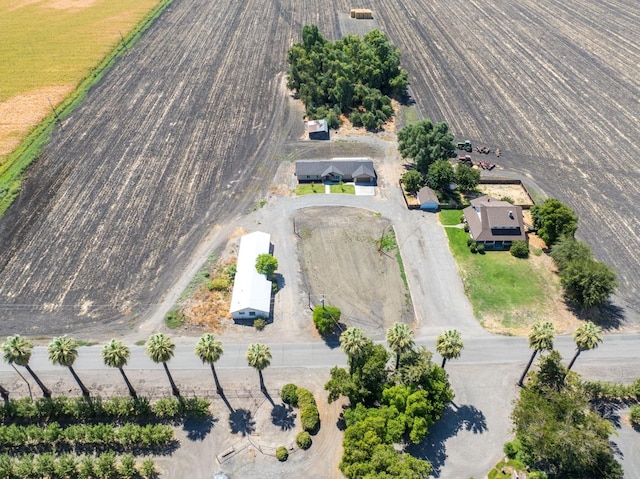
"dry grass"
0,0,161,161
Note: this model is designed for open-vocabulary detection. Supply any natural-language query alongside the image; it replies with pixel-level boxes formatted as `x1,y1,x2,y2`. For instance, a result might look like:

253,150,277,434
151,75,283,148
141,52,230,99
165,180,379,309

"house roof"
295,158,376,179
307,119,328,133
417,186,439,205
463,196,526,242
229,231,272,316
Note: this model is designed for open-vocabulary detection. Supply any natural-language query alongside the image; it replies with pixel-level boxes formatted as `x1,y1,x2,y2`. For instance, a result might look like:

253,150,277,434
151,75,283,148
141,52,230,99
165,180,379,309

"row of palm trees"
0,320,601,399
0,333,273,400
518,320,603,387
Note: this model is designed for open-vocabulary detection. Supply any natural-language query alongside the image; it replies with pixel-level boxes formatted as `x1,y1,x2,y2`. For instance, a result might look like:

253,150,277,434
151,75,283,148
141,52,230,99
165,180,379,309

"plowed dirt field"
0,0,638,335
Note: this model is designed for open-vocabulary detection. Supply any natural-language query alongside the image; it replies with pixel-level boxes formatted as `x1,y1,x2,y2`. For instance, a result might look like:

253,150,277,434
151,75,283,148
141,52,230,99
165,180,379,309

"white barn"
230,231,272,320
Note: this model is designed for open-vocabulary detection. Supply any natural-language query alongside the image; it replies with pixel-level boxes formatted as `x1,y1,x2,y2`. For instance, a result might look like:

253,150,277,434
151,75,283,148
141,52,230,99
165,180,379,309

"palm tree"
436,329,464,369
145,333,179,397
101,339,137,399
47,336,90,397
246,343,271,392
340,327,368,373
386,322,415,370
195,334,224,395
2,334,51,398
567,321,603,370
517,321,556,387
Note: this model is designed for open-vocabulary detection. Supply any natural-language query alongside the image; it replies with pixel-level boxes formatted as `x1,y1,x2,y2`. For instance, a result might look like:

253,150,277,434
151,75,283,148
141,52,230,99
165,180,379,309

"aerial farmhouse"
463,196,526,250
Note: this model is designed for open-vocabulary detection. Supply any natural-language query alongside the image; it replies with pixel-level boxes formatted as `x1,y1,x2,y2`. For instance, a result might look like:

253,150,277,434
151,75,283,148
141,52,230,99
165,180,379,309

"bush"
466,237,473,247
301,404,320,432
469,241,478,253
276,446,289,462
207,277,229,291
630,405,640,426
510,240,529,258
476,243,485,254
164,309,185,329
281,384,299,407
503,440,519,459
500,196,514,204
139,459,156,479
313,305,341,334
254,318,267,331
296,431,312,449
296,387,316,408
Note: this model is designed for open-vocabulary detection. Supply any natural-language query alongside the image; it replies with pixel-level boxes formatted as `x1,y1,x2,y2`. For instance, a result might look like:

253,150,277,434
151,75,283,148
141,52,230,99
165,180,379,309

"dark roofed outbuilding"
307,119,329,140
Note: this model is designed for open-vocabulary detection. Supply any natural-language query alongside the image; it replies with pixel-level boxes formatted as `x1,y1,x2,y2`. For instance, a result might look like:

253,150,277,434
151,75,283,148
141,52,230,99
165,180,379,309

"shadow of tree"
568,302,625,331
229,409,255,436
271,403,296,431
407,403,488,477
183,415,217,441
592,400,623,429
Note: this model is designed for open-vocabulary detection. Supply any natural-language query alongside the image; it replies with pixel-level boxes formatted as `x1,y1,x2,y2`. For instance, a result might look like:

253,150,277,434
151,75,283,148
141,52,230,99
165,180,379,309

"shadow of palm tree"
229,409,255,436
183,415,217,441
407,403,487,477
271,403,296,431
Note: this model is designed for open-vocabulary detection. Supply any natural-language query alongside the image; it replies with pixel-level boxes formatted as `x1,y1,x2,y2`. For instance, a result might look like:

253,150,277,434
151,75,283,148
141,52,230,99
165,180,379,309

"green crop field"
0,0,162,161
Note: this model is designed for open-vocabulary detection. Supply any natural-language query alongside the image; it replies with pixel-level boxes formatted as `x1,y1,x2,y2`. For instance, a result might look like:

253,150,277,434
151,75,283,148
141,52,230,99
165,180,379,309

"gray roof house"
307,119,330,140
463,196,526,249
417,186,440,211
295,157,376,184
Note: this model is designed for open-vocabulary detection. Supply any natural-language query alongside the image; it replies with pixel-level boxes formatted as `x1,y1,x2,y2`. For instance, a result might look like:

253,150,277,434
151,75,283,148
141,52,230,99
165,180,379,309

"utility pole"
47,97,62,128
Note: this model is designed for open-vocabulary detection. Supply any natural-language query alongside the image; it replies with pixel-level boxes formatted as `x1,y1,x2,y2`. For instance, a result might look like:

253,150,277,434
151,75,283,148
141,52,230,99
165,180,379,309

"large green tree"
246,343,272,392
560,259,617,308
101,339,137,399
386,322,414,370
456,163,480,190
47,336,90,397
550,235,592,271
435,329,463,368
401,170,423,195
398,119,456,173
531,198,578,246
145,333,179,397
255,253,278,277
567,321,603,370
427,159,455,191
510,352,622,478
2,334,51,398
195,333,224,395
517,321,556,387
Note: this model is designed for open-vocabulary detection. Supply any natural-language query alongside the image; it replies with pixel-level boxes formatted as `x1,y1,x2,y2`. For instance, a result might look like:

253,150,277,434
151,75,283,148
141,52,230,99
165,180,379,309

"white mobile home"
230,231,272,320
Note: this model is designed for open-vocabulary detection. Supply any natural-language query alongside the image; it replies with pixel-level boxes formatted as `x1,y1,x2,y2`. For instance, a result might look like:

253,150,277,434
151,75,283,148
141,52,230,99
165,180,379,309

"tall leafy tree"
398,119,456,173
567,322,603,370
435,329,463,368
2,334,51,398
145,333,179,397
517,321,556,387
340,327,368,373
549,236,592,272
561,259,617,308
195,333,224,395
427,159,455,190
531,198,578,247
386,322,414,370
246,343,272,392
101,339,137,399
401,170,423,195
255,254,278,277
456,163,481,190
47,336,90,397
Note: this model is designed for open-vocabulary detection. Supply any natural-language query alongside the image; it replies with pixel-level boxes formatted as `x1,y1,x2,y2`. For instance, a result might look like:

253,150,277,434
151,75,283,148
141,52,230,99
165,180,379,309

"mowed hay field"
0,0,638,335
0,0,162,160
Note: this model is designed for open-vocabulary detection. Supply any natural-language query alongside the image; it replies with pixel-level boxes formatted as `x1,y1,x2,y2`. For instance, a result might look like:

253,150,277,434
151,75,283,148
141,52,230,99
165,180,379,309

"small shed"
307,119,329,140
417,186,440,211
229,232,272,320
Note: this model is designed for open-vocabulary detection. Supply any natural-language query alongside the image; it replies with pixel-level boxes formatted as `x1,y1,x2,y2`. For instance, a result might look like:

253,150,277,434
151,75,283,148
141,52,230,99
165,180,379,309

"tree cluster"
287,25,408,130
325,327,453,478
0,452,156,479
507,352,623,479
550,236,617,308
0,396,210,423
398,120,456,174
0,422,173,451
312,305,341,334
531,198,578,247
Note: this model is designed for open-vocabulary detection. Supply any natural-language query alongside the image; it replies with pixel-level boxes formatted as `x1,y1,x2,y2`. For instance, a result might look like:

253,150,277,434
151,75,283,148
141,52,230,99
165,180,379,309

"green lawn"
296,184,324,195
439,209,464,226
329,184,355,194
442,211,549,324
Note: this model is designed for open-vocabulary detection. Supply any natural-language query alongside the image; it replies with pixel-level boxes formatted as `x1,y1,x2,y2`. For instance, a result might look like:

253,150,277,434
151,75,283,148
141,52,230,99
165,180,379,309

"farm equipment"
350,8,373,19
475,146,491,154
456,140,472,152
477,160,496,170
457,154,473,166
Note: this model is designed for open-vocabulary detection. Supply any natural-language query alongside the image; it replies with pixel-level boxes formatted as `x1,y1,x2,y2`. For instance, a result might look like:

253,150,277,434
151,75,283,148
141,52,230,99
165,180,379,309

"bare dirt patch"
294,206,412,337
473,183,534,206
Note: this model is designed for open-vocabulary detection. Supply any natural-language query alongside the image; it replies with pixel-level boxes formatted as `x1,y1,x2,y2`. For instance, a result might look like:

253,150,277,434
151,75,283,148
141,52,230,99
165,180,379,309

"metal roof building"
230,231,272,320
